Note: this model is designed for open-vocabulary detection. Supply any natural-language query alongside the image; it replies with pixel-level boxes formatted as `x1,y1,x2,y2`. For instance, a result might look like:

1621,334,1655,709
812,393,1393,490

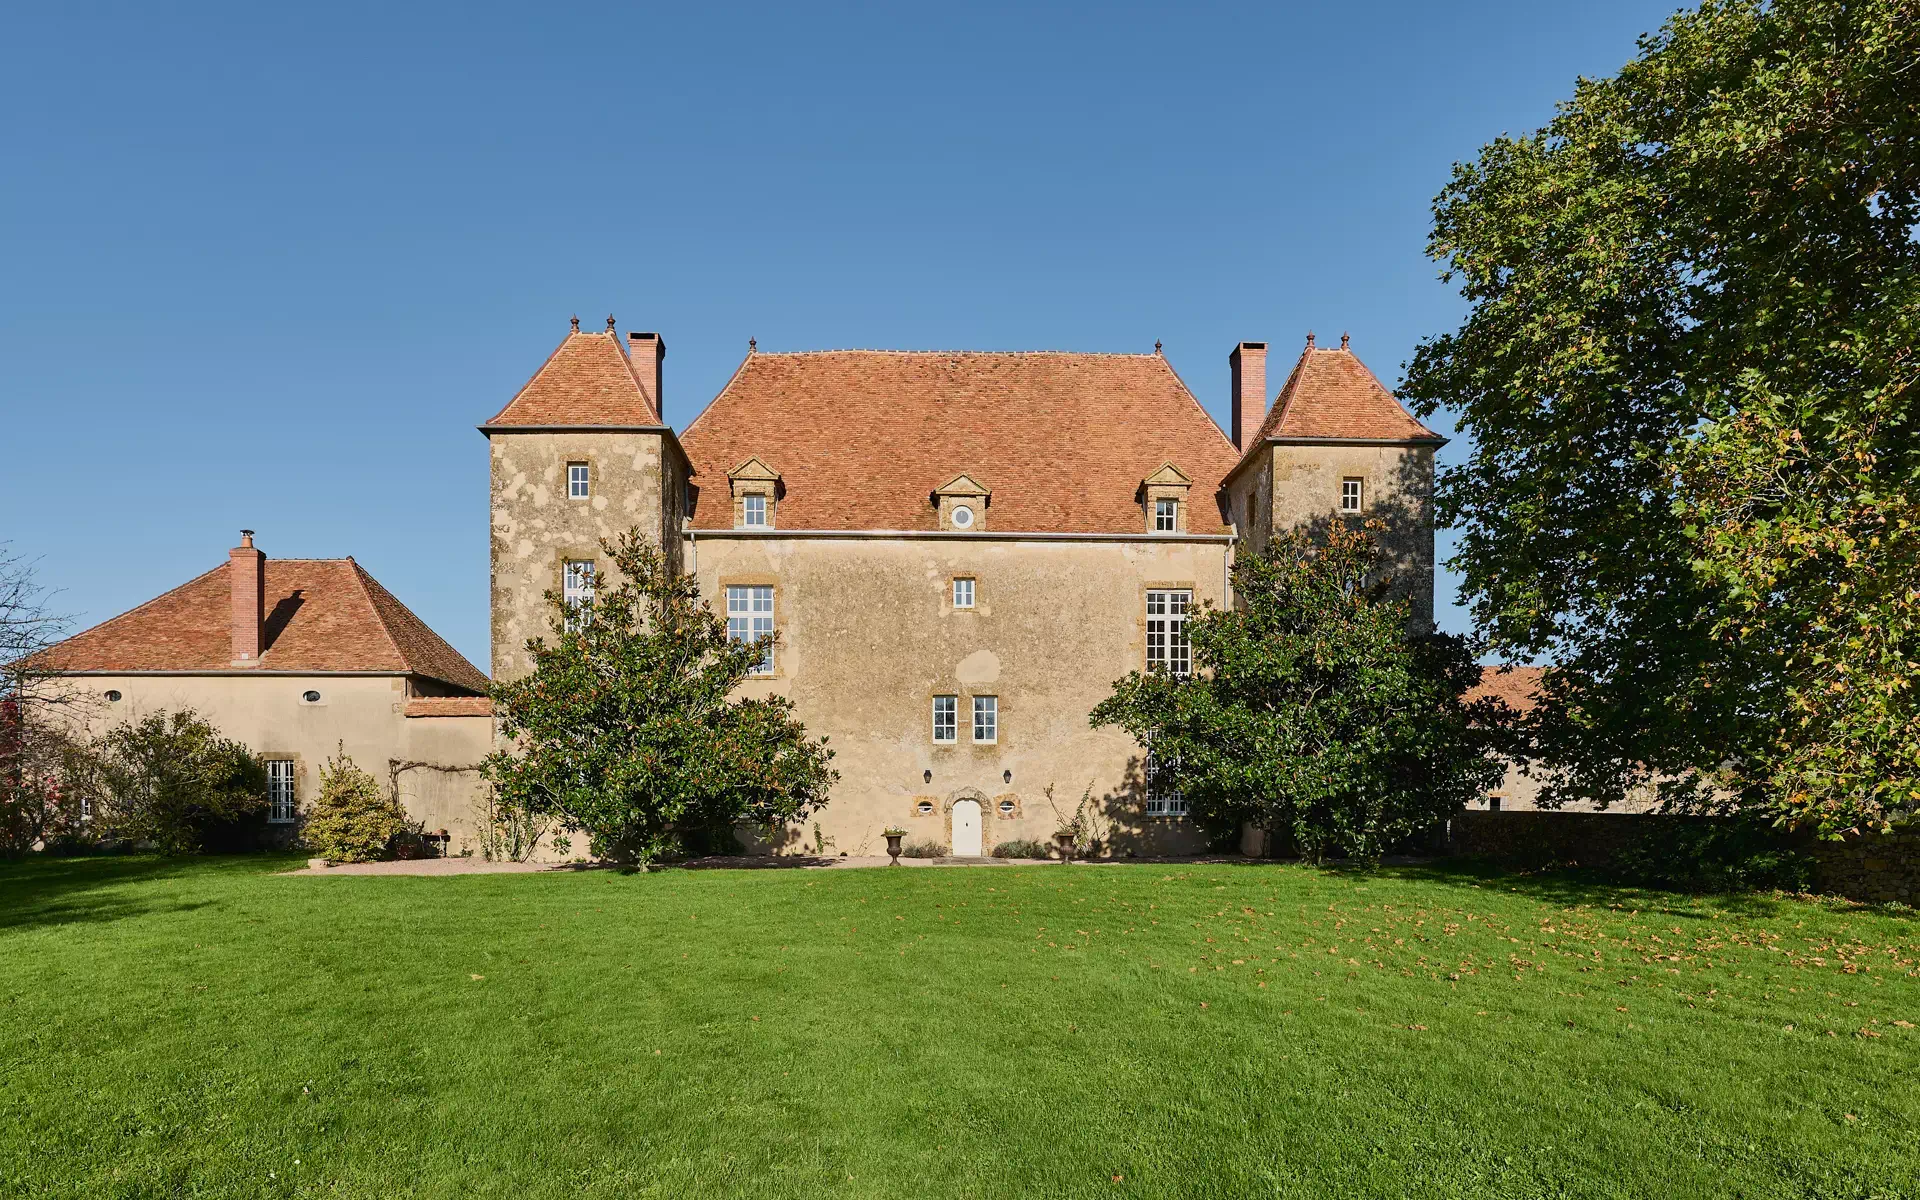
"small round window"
916,801,934,815
301,690,322,704
951,504,974,528
998,800,1015,814
103,690,122,702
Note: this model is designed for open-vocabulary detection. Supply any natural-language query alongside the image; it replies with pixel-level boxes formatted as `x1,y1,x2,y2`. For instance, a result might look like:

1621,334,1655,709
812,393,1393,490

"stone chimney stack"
230,530,265,666
628,331,666,419
1229,341,1268,451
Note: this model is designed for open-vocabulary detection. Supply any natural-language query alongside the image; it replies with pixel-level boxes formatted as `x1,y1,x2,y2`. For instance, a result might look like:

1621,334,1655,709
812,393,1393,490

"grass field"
1,855,1916,1198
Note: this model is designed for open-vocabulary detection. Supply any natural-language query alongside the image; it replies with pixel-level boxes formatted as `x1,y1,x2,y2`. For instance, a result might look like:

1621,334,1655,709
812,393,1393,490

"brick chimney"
230,530,265,666
1229,341,1268,451
627,331,665,420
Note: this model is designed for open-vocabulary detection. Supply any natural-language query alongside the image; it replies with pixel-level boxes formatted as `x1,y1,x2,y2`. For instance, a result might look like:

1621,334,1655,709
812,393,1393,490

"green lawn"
1,856,1916,1198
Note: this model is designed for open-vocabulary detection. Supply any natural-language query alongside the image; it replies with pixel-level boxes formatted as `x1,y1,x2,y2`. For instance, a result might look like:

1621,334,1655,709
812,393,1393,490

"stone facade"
688,531,1231,855
485,324,1444,859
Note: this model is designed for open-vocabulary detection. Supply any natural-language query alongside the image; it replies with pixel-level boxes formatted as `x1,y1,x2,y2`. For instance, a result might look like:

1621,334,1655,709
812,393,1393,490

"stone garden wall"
1442,810,1919,905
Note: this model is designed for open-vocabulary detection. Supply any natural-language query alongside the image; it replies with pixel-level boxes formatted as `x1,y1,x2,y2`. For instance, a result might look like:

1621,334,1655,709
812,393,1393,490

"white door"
951,798,982,857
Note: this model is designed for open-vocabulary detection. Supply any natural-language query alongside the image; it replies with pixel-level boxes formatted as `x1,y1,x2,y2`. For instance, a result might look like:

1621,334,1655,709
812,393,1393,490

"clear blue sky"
2,0,1682,669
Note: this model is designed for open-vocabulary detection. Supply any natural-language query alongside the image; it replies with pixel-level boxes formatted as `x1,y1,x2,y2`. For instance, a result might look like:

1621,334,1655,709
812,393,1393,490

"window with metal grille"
1145,749,1187,817
1340,477,1364,513
266,760,297,823
727,585,775,674
562,560,596,629
972,695,997,743
567,462,590,499
931,695,957,743
952,578,974,608
742,494,768,527
1145,589,1191,676
1154,498,1177,532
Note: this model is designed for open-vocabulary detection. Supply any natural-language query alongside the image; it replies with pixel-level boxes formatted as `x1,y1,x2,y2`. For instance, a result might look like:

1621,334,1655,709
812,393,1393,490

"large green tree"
1091,524,1501,864
1403,0,1920,833
485,529,837,866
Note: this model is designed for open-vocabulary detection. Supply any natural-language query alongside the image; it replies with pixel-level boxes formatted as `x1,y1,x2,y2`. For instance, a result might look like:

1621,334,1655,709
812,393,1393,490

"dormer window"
933,474,991,532
727,457,782,530
1140,462,1192,535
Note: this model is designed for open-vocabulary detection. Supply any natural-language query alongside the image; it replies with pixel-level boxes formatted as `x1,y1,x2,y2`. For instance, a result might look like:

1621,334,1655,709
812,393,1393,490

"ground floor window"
1145,749,1187,817
267,759,297,823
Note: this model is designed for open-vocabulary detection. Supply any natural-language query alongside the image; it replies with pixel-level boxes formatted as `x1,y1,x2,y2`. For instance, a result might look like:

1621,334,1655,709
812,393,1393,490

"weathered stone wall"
1267,443,1436,630
1803,828,1920,905
1445,810,1920,904
487,429,676,681
688,532,1233,856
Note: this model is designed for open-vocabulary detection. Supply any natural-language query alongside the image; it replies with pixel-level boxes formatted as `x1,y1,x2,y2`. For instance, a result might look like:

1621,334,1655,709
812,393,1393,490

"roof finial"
1340,331,1350,350
570,314,580,332
748,337,757,352
1154,339,1163,355
1306,330,1316,349
606,314,616,333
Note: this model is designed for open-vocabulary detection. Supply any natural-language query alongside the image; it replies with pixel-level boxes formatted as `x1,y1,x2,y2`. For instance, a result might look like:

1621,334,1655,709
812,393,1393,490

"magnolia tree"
1402,0,1920,833
1092,523,1503,864
485,529,837,867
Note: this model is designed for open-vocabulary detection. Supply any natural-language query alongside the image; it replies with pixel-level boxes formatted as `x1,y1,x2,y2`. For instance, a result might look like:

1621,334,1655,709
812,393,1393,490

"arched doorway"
950,796,983,857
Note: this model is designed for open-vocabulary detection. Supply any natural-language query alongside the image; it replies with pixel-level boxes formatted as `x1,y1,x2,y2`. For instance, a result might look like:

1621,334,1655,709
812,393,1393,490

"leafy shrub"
304,751,409,863
901,840,947,858
991,839,1053,859
90,709,267,854
1611,820,1813,893
476,786,552,863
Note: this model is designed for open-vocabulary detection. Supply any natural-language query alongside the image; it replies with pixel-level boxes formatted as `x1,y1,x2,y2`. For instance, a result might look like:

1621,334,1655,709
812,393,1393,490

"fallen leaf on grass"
1407,1024,1428,1031
469,974,484,981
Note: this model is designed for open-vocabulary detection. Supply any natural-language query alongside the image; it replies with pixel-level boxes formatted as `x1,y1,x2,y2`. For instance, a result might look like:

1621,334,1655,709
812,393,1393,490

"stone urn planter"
883,830,906,865
1053,831,1076,863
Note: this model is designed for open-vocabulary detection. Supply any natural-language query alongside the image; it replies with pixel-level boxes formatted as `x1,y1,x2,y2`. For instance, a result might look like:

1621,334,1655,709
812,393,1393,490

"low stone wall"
1802,827,1920,905
1443,810,1919,905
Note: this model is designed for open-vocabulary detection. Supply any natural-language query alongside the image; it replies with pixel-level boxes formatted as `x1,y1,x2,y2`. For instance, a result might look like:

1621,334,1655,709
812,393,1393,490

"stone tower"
480,317,690,681
1218,334,1445,630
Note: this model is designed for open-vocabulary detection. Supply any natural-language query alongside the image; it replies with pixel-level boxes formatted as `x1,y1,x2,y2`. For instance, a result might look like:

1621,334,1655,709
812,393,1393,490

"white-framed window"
972,695,997,743
931,695,957,743
1487,794,1504,812
742,494,768,527
1340,477,1364,513
1154,498,1177,532
1146,589,1192,676
79,795,94,822
951,504,975,529
267,759,297,823
567,462,590,500
952,578,974,609
562,559,596,629
1145,748,1187,817
726,584,775,674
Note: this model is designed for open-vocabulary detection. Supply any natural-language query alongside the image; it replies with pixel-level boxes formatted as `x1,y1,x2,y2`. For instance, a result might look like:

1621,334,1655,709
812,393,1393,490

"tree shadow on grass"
1353,858,1890,920
0,854,282,931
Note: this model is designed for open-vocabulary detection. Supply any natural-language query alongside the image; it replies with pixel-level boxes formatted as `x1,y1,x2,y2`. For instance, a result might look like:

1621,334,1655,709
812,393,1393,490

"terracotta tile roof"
33,559,489,693
1467,666,1544,714
404,696,494,718
484,328,661,427
1249,344,1441,444
679,350,1242,533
